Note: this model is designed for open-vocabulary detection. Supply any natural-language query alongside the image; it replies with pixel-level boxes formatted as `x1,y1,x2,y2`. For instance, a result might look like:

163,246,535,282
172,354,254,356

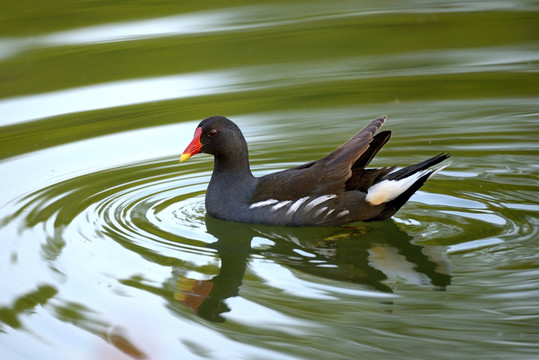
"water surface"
1,1,538,359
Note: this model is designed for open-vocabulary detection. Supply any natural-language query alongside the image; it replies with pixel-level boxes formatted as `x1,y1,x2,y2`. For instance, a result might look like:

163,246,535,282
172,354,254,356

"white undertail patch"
366,170,430,205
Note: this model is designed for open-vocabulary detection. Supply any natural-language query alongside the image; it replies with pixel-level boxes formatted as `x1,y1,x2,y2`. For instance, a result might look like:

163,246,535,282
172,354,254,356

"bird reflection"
174,216,451,322
174,221,252,322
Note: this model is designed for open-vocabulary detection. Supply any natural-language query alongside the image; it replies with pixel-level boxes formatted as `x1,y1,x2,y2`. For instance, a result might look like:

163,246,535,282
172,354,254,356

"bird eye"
208,129,218,137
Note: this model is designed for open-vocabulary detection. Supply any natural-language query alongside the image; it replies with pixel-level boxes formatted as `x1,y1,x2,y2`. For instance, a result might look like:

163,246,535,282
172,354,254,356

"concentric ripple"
3,150,529,278
3,157,220,269
1,141,538,358
1,0,538,358
0,105,537,360
0,150,518,246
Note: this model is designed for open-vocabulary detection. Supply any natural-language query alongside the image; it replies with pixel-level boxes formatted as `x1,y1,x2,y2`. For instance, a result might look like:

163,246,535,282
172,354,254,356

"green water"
1,1,538,359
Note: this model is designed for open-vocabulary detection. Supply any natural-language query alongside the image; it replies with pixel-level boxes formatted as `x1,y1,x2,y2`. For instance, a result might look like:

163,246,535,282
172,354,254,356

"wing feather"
251,116,388,202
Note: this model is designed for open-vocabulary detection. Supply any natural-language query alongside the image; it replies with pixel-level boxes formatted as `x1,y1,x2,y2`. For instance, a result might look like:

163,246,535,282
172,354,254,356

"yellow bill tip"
179,153,192,163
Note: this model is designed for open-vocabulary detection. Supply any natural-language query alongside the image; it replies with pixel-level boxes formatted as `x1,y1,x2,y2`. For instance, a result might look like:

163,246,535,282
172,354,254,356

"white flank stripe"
313,206,328,218
272,200,292,211
337,210,350,218
366,170,429,205
249,199,279,209
287,197,310,215
323,209,335,219
304,194,337,211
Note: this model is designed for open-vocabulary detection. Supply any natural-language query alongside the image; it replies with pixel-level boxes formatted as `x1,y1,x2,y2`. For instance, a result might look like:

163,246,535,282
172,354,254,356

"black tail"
367,153,450,221
384,153,450,181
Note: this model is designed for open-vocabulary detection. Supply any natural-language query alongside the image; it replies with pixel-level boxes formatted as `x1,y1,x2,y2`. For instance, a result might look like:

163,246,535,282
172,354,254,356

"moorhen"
180,116,449,226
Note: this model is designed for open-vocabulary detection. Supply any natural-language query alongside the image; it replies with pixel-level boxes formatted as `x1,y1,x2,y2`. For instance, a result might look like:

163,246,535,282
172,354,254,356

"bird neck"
207,150,255,213
213,150,254,179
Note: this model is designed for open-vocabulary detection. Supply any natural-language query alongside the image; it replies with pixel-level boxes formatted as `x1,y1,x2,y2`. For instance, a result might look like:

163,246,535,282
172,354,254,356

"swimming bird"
180,115,449,226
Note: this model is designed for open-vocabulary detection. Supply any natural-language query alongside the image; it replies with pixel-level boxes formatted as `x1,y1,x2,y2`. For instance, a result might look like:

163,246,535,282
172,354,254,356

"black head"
180,116,248,162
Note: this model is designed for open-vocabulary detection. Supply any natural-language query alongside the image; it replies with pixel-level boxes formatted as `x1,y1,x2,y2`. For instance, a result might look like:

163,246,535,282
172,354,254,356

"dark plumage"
180,116,449,226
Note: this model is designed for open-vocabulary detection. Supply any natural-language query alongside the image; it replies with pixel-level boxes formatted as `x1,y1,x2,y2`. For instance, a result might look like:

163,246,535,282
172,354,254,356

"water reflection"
0,285,57,329
4,45,536,126
174,217,252,322
0,73,236,125
174,216,451,322
0,285,147,359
